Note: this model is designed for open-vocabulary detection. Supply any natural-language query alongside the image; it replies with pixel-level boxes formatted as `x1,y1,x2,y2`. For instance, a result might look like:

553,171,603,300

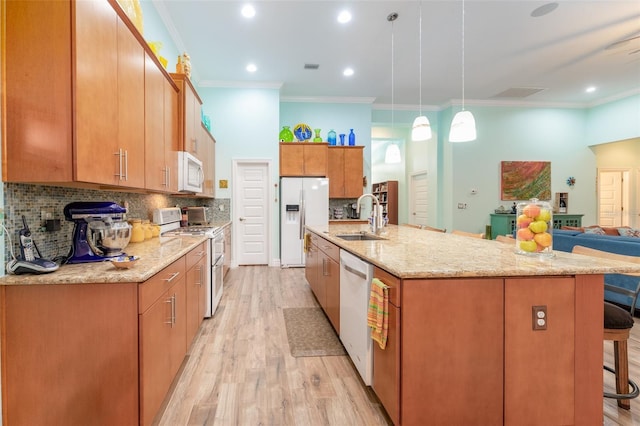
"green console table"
490,213,583,239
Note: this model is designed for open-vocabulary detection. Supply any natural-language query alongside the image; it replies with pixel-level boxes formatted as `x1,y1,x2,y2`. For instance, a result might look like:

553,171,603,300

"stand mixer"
64,201,132,264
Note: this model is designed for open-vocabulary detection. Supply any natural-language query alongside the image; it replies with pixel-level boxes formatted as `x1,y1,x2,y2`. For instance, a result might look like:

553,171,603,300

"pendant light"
449,0,477,142
385,12,402,164
411,2,432,142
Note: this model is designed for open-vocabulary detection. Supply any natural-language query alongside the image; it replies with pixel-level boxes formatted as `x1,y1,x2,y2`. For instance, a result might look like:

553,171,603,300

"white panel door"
235,162,269,265
598,170,624,227
410,171,428,226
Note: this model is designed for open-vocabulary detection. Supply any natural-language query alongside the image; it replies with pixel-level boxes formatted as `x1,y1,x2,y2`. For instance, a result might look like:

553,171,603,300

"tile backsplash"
2,183,230,263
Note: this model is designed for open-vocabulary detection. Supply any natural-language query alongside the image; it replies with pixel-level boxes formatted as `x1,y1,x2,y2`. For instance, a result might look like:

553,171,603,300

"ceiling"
151,0,640,108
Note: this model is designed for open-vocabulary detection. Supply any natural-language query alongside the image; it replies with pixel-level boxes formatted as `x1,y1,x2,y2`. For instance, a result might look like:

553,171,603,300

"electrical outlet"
532,305,547,330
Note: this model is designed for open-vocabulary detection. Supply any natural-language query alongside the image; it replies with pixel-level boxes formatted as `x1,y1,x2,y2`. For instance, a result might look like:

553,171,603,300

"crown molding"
280,96,376,104
198,80,283,90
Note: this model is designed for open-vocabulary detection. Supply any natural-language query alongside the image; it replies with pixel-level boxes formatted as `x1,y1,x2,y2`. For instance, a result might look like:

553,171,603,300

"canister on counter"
515,198,553,256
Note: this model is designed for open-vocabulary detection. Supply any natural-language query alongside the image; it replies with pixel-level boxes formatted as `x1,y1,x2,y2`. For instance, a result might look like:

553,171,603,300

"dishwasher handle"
343,263,367,280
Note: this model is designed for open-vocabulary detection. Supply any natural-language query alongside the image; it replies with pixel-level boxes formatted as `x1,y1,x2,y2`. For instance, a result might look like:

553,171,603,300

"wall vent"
492,87,546,98
304,63,320,70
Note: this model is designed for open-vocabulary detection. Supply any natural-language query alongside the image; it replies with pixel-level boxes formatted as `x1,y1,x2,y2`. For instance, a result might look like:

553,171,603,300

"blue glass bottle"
327,129,337,146
339,134,346,146
348,129,356,146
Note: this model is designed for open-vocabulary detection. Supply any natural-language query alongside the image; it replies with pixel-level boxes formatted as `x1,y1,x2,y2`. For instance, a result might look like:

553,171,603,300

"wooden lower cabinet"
372,271,603,425
322,253,340,332
305,232,339,332
0,283,139,426
372,268,401,425
0,245,207,426
305,235,319,296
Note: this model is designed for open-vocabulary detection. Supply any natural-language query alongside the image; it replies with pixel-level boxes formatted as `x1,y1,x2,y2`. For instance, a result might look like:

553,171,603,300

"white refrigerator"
280,177,329,267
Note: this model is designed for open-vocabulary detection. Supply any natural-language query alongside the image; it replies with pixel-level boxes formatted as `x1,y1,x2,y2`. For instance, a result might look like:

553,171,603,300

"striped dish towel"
367,278,389,350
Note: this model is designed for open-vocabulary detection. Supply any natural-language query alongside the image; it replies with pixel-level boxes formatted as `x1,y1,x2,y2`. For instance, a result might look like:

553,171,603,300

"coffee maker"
64,201,132,264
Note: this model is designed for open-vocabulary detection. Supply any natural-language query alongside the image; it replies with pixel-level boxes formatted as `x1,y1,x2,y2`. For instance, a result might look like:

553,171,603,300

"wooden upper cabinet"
75,2,146,187
164,78,180,193
145,52,180,193
2,0,178,192
2,0,73,182
115,17,145,188
328,146,363,198
279,143,328,177
170,74,203,158
73,0,120,185
2,0,154,189
145,52,168,192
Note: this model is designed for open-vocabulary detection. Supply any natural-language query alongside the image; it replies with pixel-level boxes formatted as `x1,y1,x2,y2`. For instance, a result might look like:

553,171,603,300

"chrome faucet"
356,193,383,234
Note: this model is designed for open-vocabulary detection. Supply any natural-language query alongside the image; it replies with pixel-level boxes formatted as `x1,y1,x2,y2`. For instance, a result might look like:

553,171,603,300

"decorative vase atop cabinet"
313,129,322,142
327,129,337,146
279,126,294,142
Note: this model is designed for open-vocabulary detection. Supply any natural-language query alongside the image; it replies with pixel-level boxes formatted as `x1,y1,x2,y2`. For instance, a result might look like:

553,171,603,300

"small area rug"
282,307,346,357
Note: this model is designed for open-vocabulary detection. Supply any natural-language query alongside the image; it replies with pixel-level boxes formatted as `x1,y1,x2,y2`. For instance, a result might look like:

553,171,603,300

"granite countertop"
0,235,209,286
306,224,640,279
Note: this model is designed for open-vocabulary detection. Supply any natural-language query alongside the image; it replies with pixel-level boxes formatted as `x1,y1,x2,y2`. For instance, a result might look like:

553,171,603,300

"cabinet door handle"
166,167,170,187
123,149,128,181
322,258,327,276
165,297,173,325
163,271,180,283
114,149,124,179
162,166,167,187
171,294,176,327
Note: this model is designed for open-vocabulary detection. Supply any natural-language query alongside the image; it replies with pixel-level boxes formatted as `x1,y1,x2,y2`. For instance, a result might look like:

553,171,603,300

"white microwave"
178,151,204,193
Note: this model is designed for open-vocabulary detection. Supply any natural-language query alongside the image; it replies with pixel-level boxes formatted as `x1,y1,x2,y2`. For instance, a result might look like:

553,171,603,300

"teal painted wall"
280,102,373,177
139,0,179,71
137,7,638,251
587,94,640,146
198,87,280,263
442,106,595,234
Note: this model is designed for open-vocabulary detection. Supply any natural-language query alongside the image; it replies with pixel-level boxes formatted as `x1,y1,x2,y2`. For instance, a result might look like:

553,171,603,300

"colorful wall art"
500,161,551,201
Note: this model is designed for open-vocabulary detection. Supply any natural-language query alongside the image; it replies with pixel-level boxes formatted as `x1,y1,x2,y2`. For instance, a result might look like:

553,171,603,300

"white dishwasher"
339,249,374,386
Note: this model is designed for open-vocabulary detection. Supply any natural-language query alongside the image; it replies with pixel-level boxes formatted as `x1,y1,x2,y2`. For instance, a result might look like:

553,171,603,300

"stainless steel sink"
336,233,386,241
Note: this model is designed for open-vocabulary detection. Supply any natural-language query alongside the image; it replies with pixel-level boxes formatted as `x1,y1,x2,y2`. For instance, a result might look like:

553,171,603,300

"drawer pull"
163,271,180,283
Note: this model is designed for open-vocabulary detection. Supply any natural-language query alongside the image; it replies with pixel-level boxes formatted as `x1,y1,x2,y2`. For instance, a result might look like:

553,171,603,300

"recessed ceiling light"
246,63,257,73
586,86,596,93
241,4,256,18
531,2,558,18
343,67,354,77
337,10,352,24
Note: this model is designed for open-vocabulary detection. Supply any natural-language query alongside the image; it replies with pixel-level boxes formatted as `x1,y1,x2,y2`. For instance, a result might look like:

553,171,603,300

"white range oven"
154,207,224,318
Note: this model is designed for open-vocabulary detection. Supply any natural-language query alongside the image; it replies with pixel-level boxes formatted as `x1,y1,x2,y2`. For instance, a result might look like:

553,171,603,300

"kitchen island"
305,223,640,426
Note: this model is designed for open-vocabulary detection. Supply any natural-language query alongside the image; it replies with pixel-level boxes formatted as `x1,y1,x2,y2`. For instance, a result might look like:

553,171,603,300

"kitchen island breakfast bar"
305,223,640,426
2,224,640,425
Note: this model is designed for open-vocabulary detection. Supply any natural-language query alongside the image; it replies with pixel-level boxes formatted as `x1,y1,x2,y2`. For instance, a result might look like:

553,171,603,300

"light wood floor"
159,265,640,425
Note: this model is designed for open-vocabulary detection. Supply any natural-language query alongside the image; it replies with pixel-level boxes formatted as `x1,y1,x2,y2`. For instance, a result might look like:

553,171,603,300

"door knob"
239,217,246,221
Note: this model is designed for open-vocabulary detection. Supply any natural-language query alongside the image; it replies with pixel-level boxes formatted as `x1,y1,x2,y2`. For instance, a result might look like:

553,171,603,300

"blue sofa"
553,229,640,310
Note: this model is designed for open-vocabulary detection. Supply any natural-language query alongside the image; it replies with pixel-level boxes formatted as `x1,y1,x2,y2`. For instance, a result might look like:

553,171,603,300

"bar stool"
604,301,639,409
